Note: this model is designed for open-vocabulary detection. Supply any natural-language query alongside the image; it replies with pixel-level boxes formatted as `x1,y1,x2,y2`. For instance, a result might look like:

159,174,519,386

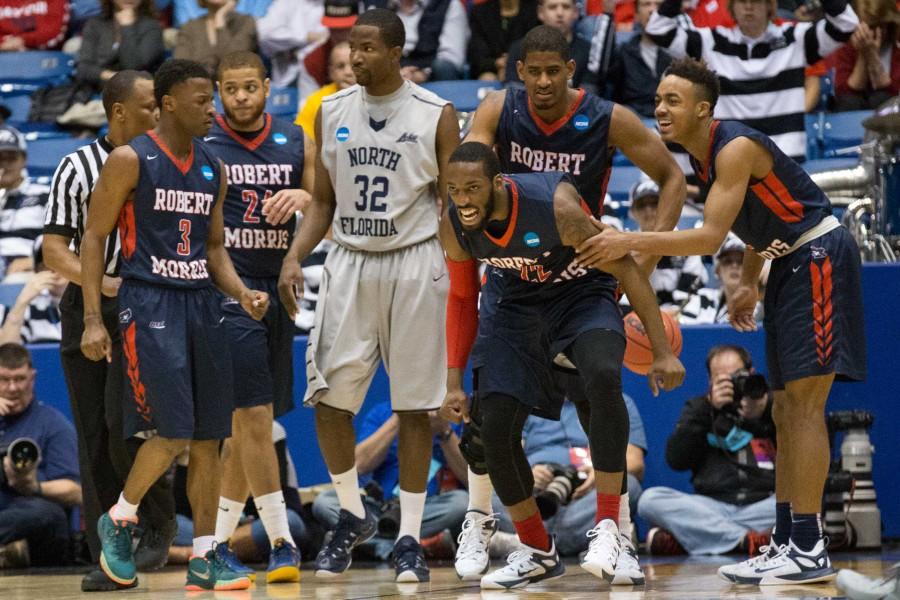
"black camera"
731,370,768,400
535,463,585,519
827,410,874,434
0,437,41,486
378,498,402,537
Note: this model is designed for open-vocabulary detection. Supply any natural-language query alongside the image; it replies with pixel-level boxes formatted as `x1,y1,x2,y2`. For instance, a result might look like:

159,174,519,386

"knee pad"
459,393,488,476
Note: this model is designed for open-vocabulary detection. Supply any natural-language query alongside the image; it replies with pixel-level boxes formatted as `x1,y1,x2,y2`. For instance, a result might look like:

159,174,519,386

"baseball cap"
0,125,26,154
629,179,660,207
322,0,360,28
715,232,746,263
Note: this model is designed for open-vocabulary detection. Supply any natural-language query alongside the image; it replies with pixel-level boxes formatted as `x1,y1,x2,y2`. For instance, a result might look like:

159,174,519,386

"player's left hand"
262,189,312,225
727,285,758,332
647,353,686,397
576,217,630,268
240,289,269,320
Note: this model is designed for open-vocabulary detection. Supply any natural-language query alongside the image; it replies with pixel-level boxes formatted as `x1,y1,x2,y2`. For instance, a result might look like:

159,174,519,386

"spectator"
646,0,859,161
168,422,314,564
0,0,70,51
76,0,165,94
256,0,329,89
0,343,81,568
0,250,65,345
626,180,707,311
375,0,470,82
312,399,469,560
834,0,900,111
0,126,49,276
638,344,776,556
638,345,775,555
292,0,357,103
610,0,672,118
172,0,271,26
504,0,614,94
488,396,647,558
295,41,355,141
174,1,258,75
678,233,764,324
468,0,541,80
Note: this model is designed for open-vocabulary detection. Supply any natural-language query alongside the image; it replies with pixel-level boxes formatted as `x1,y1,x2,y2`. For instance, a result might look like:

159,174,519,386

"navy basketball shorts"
118,280,234,440
220,276,295,418
472,273,624,420
763,225,867,390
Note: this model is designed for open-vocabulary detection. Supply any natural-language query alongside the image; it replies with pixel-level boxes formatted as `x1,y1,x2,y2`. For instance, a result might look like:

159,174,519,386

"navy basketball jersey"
205,113,304,277
693,120,832,259
119,132,221,289
495,88,614,216
449,172,615,299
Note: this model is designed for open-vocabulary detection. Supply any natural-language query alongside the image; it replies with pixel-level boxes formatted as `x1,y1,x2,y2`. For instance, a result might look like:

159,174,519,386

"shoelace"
585,524,618,558
323,516,358,558
456,514,496,560
503,549,537,572
112,522,133,557
395,545,424,571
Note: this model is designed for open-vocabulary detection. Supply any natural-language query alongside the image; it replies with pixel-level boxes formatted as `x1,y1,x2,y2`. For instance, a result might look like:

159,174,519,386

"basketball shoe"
455,511,498,580
718,542,784,582
837,562,899,600
581,519,621,582
214,541,257,582
185,548,252,591
612,533,645,585
480,538,564,590
97,512,138,586
267,538,301,583
315,507,377,577
393,535,430,582
736,539,835,585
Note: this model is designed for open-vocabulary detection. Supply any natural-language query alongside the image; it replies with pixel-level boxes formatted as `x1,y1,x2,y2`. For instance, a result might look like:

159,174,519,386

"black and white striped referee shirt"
43,136,120,275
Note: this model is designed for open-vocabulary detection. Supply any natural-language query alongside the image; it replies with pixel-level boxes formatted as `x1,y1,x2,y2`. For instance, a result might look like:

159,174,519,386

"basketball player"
440,141,685,590
450,24,687,584
578,57,866,585
276,9,459,582
204,51,314,584
80,59,269,592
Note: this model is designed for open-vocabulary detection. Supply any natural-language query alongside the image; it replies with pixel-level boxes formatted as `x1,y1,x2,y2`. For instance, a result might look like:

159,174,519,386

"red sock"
596,492,621,525
513,512,550,551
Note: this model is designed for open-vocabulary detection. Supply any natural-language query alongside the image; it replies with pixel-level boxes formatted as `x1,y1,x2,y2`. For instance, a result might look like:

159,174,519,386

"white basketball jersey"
320,81,448,252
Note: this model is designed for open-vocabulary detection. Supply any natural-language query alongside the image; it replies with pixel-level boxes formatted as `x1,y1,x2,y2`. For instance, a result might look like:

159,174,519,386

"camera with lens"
731,370,769,401
535,463,586,519
0,437,41,486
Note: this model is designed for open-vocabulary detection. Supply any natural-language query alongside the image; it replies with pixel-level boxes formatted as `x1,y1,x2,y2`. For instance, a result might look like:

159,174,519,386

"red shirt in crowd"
0,0,70,50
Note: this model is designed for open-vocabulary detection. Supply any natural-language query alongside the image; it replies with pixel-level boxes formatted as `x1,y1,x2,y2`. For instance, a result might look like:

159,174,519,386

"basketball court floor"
1,553,895,599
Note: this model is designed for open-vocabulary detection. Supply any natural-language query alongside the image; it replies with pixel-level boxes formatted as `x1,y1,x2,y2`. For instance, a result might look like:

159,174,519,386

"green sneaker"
185,549,252,591
97,512,137,586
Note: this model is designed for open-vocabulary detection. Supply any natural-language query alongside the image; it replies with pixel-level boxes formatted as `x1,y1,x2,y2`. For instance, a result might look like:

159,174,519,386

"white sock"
331,466,366,519
193,535,215,557
214,497,245,543
619,492,632,539
255,490,295,547
110,492,139,521
467,469,493,515
397,489,426,542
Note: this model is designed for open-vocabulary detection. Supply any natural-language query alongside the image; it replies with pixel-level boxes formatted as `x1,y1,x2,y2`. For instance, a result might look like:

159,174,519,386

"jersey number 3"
177,219,191,256
354,175,389,212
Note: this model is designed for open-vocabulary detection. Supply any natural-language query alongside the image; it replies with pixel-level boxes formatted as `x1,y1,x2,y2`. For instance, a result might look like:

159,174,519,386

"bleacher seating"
422,80,502,113
1,93,32,126
820,109,872,157
0,51,75,91
803,157,859,174
0,283,24,307
606,166,643,201
25,137,89,178
266,87,299,117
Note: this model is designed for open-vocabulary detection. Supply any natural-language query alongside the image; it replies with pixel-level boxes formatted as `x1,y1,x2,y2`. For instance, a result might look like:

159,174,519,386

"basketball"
623,310,683,375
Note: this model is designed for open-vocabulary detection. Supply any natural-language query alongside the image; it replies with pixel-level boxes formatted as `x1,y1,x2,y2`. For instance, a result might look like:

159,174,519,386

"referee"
42,71,176,592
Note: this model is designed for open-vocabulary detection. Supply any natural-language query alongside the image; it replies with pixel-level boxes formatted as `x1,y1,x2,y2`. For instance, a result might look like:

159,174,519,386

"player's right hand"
81,320,111,362
241,289,269,320
647,353,686,397
277,259,304,320
440,388,470,424
727,285,759,332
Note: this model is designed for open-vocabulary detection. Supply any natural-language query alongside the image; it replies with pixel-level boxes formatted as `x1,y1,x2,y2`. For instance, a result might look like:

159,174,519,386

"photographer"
311,397,469,560
638,345,776,556
0,343,81,568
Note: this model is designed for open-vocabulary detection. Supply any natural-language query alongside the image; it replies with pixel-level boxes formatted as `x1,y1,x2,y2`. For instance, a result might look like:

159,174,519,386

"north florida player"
579,58,867,586
80,59,269,592
204,51,314,583
277,9,460,582
439,142,685,590
451,24,687,584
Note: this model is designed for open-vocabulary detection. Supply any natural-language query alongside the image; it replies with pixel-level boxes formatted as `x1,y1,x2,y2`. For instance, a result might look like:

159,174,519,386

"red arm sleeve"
446,257,480,369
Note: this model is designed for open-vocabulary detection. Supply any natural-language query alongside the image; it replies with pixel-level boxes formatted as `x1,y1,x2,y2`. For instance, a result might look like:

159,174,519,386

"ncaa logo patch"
273,133,288,145
336,127,350,142
524,231,541,248
119,308,133,324
201,165,215,181
573,114,590,130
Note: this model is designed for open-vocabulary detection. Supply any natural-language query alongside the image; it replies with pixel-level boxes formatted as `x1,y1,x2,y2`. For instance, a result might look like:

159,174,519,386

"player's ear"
515,60,525,83
162,94,176,114
112,101,126,123
566,59,576,81
263,77,271,99
389,45,402,65
696,100,712,119
492,173,505,192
